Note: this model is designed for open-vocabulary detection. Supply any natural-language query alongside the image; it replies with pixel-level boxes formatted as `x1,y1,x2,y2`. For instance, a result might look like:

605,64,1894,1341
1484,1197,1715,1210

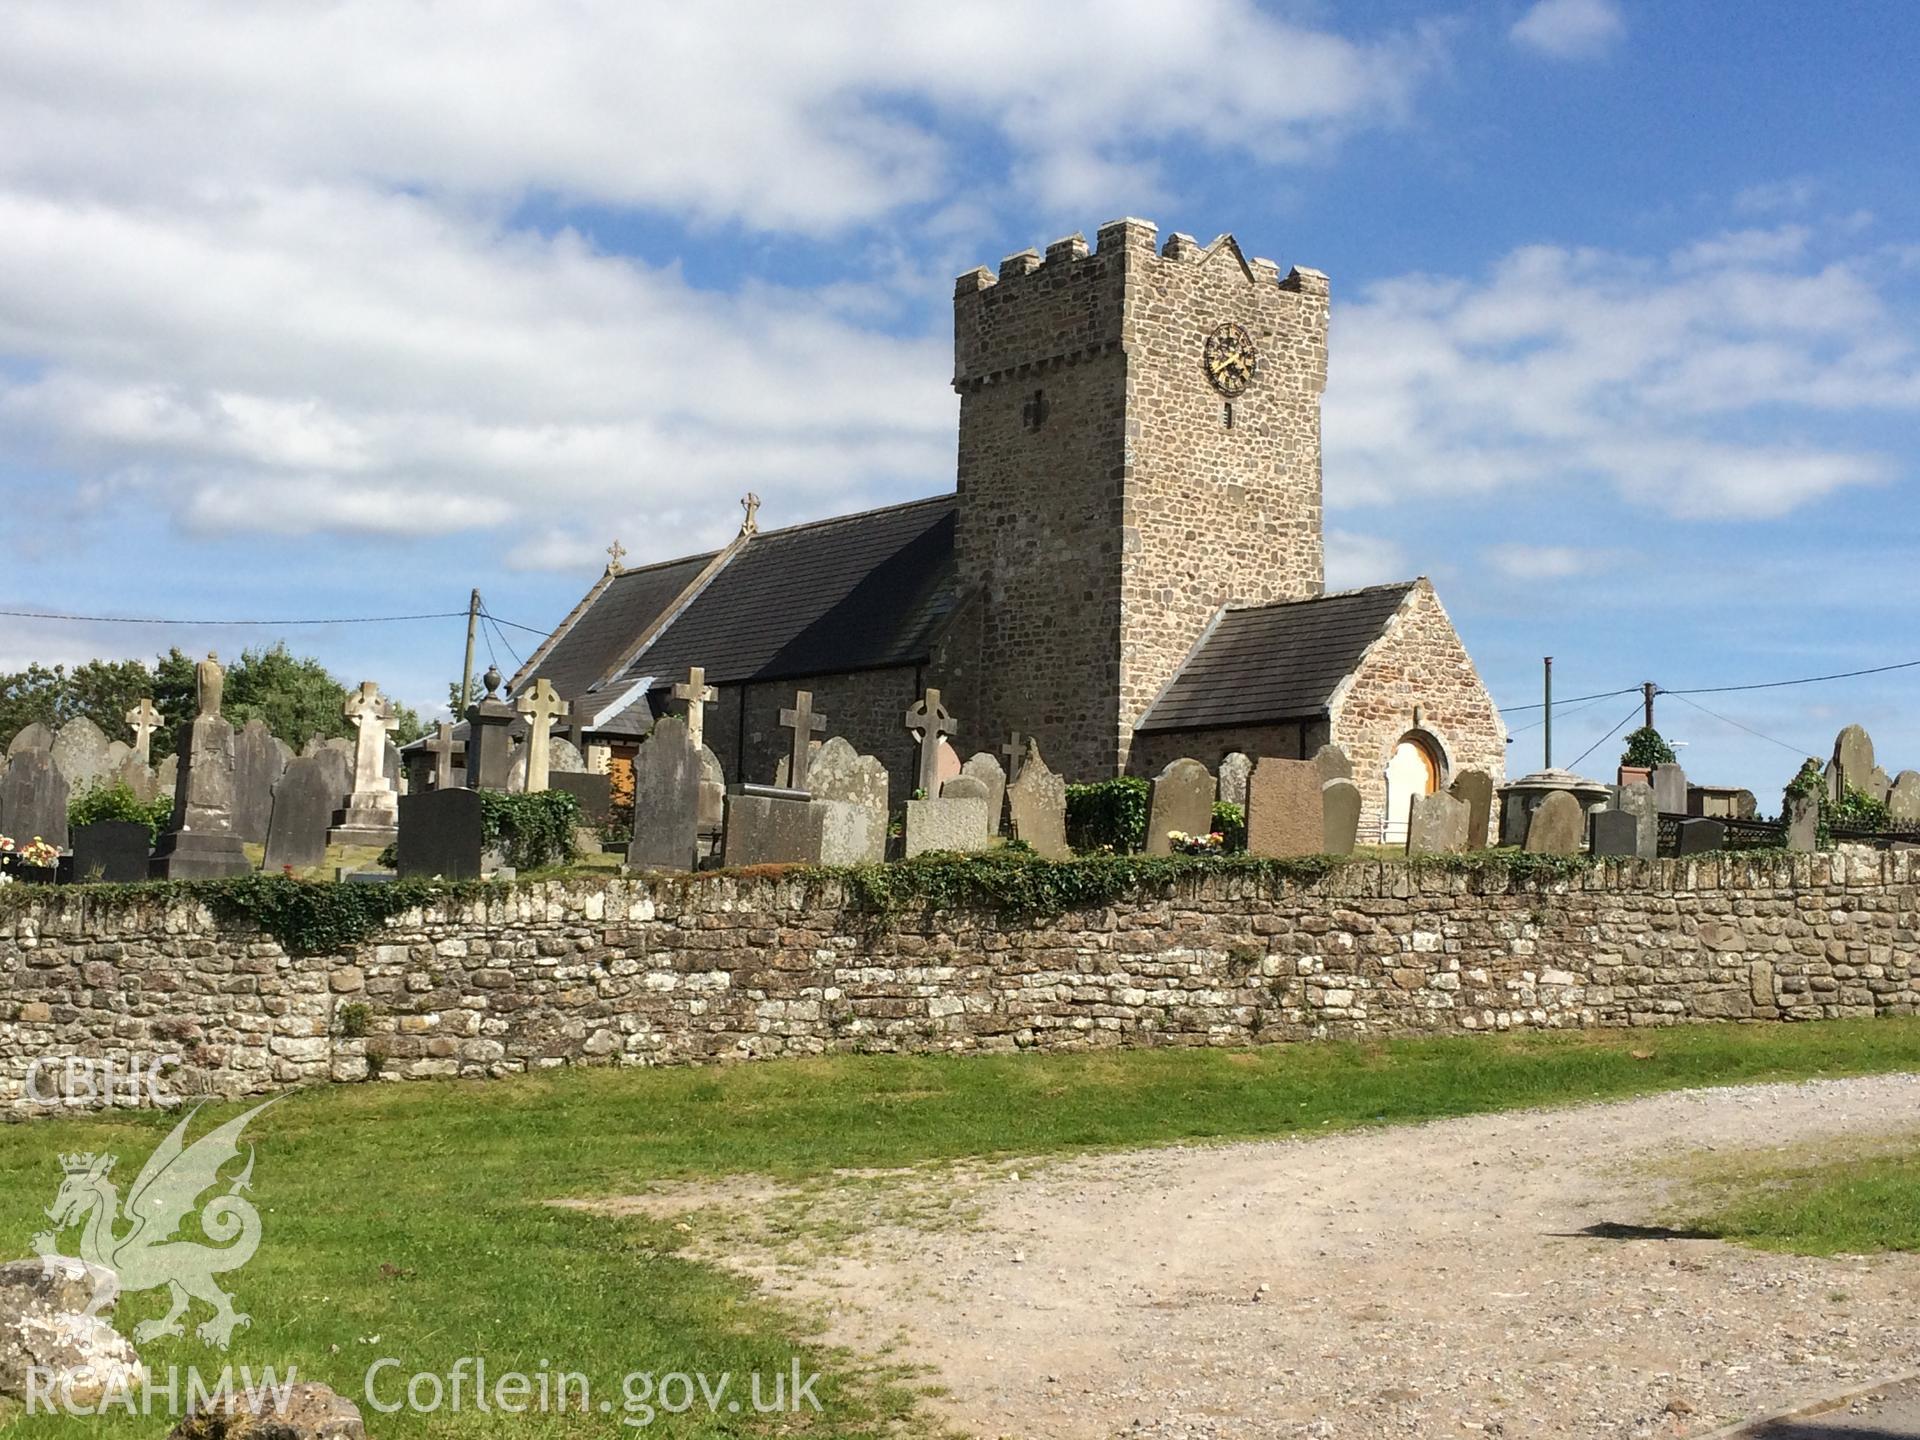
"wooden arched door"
1382,733,1442,845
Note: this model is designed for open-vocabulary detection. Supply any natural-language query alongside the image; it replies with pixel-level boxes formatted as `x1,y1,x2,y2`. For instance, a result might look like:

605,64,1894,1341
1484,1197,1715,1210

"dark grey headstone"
1588,809,1640,858
69,821,151,883
232,719,286,844
1613,781,1659,859
465,700,516,790
152,714,250,876
1651,762,1688,815
722,792,825,866
628,716,700,872
1447,769,1494,850
1675,818,1726,856
397,787,484,880
552,771,613,829
0,748,69,849
264,752,349,872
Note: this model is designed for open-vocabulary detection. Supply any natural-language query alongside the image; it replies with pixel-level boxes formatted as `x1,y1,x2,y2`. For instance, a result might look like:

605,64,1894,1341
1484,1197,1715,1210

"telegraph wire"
1502,686,1639,714
1664,692,1813,759
1567,702,1646,771
1664,658,1920,696
0,607,469,627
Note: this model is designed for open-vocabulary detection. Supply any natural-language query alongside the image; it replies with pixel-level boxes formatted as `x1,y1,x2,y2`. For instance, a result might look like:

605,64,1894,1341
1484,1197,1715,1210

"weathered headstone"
810,737,888,863
779,690,828,792
69,820,151,883
1218,752,1252,808
1588,809,1641,859
6,722,53,757
465,666,516,790
627,716,700,872
513,678,569,794
1785,789,1820,853
1447,769,1494,850
1523,790,1583,855
329,681,400,846
959,752,1007,834
396,787,485,880
904,689,958,798
1867,766,1894,805
0,749,69,849
1004,739,1068,859
552,771,614,830
1321,776,1361,855
904,794,992,857
150,714,248,879
50,718,116,793
423,722,458,790
1613,781,1659,860
1651,763,1688,815
672,666,718,750
723,787,825,866
154,753,178,797
1832,724,1876,793
1146,758,1216,855
232,718,286,845
1675,818,1726,856
1406,790,1470,855
1889,771,1920,824
815,799,875,865
1245,758,1323,858
1312,743,1353,784
264,751,349,872
697,746,727,843
112,754,160,805
125,698,162,764
550,737,586,775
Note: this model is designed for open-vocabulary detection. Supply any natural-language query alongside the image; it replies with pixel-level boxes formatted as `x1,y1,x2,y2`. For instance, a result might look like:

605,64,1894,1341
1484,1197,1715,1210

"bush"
1065,776,1149,853
1620,726,1676,769
478,789,582,871
1784,757,1892,845
68,780,173,846
1211,801,1246,853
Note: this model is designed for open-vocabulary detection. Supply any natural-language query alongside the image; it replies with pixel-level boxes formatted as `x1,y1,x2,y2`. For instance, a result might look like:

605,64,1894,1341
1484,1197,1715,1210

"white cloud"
1326,530,1410,588
1324,227,1918,520
1483,544,1612,581
1509,0,1625,59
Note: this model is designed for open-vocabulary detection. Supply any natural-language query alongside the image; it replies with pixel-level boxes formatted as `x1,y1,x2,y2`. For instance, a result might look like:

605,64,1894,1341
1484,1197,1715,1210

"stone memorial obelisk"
150,652,251,878
327,680,401,847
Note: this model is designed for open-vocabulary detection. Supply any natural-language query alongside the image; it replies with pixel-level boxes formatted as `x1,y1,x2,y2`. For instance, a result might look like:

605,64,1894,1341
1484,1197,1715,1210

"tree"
1620,726,1677,770
0,658,154,746
151,648,198,763
225,645,353,750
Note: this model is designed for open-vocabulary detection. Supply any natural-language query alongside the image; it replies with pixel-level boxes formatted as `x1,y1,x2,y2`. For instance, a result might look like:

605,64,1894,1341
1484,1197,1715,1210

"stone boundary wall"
4,850,1918,1116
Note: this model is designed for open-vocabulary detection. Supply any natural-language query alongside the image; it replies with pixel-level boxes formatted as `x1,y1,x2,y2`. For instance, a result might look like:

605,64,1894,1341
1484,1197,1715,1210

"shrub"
478,789,582,871
1212,801,1247,853
68,780,173,846
1064,776,1149,853
1620,726,1677,769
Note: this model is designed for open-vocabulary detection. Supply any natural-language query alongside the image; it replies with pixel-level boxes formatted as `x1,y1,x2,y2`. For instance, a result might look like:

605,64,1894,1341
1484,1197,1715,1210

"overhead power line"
1664,657,1920,696
1502,686,1640,714
1665,692,1813,758
1567,702,1646,771
0,605,553,636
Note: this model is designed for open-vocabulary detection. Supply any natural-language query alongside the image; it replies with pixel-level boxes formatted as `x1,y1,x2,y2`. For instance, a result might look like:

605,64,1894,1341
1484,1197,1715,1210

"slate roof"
530,552,716,704
1135,581,1418,733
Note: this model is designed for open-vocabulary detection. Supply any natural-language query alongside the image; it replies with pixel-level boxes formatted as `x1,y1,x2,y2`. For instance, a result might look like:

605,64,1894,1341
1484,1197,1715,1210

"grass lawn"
7,1019,1920,1437
1685,1149,1920,1257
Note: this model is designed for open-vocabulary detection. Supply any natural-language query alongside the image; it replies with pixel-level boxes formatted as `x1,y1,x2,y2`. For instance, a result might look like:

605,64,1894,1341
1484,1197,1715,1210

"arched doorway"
1382,732,1443,845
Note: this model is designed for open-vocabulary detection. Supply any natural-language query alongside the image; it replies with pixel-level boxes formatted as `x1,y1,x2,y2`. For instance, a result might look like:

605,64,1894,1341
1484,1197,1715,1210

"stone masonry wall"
6,851,1918,1116
704,665,927,809
1126,719,1324,786
1330,580,1509,845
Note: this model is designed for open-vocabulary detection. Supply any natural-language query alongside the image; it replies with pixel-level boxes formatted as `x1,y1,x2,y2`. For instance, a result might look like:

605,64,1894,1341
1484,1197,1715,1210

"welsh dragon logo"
32,1099,278,1349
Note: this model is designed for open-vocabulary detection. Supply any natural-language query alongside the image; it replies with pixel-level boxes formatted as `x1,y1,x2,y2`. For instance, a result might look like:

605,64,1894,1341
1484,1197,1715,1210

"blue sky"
1,0,1916,798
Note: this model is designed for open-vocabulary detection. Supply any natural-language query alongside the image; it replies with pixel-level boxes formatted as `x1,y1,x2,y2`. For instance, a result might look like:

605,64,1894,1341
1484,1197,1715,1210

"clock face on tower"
1203,321,1257,397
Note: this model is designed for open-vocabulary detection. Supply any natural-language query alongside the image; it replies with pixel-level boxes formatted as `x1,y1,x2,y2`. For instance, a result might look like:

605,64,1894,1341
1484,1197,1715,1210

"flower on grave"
0,833,14,853
1167,829,1225,856
21,837,61,868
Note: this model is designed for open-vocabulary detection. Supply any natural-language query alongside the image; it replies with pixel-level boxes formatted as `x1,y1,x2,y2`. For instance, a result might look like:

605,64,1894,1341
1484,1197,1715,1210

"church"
508,217,1506,844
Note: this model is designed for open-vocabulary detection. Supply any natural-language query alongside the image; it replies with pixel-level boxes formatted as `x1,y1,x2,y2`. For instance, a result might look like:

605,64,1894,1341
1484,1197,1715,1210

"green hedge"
1064,776,1149,853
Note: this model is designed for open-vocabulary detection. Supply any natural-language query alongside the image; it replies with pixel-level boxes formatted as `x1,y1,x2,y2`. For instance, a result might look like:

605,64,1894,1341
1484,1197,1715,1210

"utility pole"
460,588,481,713
1643,681,1656,732
1543,656,1554,770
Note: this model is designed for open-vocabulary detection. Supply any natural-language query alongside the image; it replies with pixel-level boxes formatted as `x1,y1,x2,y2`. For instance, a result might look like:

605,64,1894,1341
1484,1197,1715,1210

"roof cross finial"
606,539,627,574
739,492,761,536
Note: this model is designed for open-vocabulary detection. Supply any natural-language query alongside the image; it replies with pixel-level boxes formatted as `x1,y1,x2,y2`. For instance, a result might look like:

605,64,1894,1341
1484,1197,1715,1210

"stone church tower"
945,217,1330,779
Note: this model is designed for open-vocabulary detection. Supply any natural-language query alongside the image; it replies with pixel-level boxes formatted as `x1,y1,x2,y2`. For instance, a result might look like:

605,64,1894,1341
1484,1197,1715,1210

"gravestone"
697,746,727,844
465,666,517,790
126,698,162,764
1321,777,1361,856
779,691,828,792
723,787,824,866
1588,809,1641,859
264,751,349,872
232,719,286,845
51,718,116,793
1651,763,1688,815
7,722,53,757
396,787,485,881
1867,766,1894,805
1447,769,1494,850
1499,792,1530,847
1245,758,1323,858
1312,743,1353,784
423,722,458,790
1832,724,1875,792
552,771,614,830
1888,771,1920,824
329,682,401,847
904,794,992,858
1218,752,1252,808
105,739,131,770
627,716,700,872
550,738,585,775
0,749,69,849
1613,781,1659,860
959,752,1007,834
1003,739,1068,859
113,755,160,805
1523,791,1583,855
1406,791,1469,855
151,714,249,878
1146,758,1216,855
513,679,570,794
673,667,718,750
69,821,150,883
942,774,989,804
814,799,874,865
1785,789,1820,853
810,737,888,863
904,689,958,798
155,754,178,797
1675,818,1726,856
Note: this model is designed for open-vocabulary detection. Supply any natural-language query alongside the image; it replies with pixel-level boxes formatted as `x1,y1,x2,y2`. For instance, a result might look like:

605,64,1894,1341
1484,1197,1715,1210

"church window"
1022,388,1048,430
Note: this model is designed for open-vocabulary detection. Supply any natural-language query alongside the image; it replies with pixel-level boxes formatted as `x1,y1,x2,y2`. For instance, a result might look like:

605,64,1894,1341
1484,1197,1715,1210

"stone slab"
1321,777,1361,856
150,828,249,879
810,737,888,862
1612,781,1660,860
722,792,824,866
397,787,484,881
1651,763,1688,816
233,718,286,844
1524,791,1583,855
905,796,992,858
959,752,1007,834
1447,769,1494,850
50,718,116,793
1785,790,1820,853
815,798,874,866
1218,752,1252,808
1588,808,1640,859
1407,790,1469,855
265,752,349,873
1833,724,1876,792
1246,758,1323,858
1675,818,1727,856
0,748,68,849
1003,741,1068,859
552,771,614,830
1312,743,1353,784
6,722,53,756
1146,758,1215,855
628,717,701,873
1889,771,1920,824
69,821,150,883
